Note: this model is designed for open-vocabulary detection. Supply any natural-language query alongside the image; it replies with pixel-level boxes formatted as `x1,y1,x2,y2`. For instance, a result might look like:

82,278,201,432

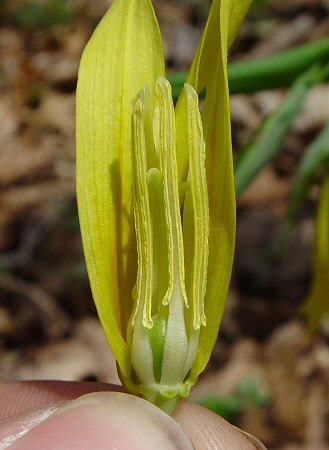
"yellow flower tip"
129,76,209,401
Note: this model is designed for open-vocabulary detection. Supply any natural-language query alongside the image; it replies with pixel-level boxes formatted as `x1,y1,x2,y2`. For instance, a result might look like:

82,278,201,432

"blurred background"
0,0,329,448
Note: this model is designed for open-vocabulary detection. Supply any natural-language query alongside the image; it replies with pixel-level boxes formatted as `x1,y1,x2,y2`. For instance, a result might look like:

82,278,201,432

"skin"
0,381,266,449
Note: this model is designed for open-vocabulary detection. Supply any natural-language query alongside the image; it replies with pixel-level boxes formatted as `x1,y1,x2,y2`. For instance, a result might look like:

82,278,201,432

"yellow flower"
76,0,251,413
300,174,329,333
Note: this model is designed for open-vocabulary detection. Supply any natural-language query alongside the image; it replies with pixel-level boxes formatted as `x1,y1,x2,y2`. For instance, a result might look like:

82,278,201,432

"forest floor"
0,1,329,448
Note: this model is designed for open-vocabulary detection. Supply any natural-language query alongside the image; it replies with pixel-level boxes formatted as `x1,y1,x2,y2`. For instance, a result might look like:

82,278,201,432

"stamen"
185,83,209,329
130,78,209,399
131,89,153,329
155,77,189,308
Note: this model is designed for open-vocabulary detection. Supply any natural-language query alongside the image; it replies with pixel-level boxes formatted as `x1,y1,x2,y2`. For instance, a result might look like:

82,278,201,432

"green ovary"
128,77,209,405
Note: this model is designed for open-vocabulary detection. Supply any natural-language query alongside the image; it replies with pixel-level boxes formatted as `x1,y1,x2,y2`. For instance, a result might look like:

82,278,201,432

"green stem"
145,391,179,415
168,37,329,99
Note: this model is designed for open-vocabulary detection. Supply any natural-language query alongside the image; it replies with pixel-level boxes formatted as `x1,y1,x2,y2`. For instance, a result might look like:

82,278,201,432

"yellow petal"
176,0,252,182
76,0,164,387
300,175,329,333
176,0,251,384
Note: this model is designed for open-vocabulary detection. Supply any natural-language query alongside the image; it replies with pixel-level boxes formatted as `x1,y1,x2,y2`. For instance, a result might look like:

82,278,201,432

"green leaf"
228,36,329,94
282,121,329,243
234,64,329,196
168,37,329,100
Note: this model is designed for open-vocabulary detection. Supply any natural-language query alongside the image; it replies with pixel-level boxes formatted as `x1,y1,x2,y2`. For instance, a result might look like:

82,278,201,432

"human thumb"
0,392,193,449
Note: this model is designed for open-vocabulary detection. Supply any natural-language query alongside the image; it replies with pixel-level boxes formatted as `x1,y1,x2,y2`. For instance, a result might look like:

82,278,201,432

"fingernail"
174,400,267,450
5,392,193,450
236,428,268,450
0,403,63,449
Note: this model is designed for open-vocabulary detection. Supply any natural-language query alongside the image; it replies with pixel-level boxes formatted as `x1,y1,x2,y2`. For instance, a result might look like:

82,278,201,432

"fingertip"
0,380,121,420
174,400,267,450
4,392,193,450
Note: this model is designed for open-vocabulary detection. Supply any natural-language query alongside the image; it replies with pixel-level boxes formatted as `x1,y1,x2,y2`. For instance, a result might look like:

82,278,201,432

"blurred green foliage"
283,122,329,244
168,37,329,100
234,64,329,196
2,0,74,30
198,377,269,422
